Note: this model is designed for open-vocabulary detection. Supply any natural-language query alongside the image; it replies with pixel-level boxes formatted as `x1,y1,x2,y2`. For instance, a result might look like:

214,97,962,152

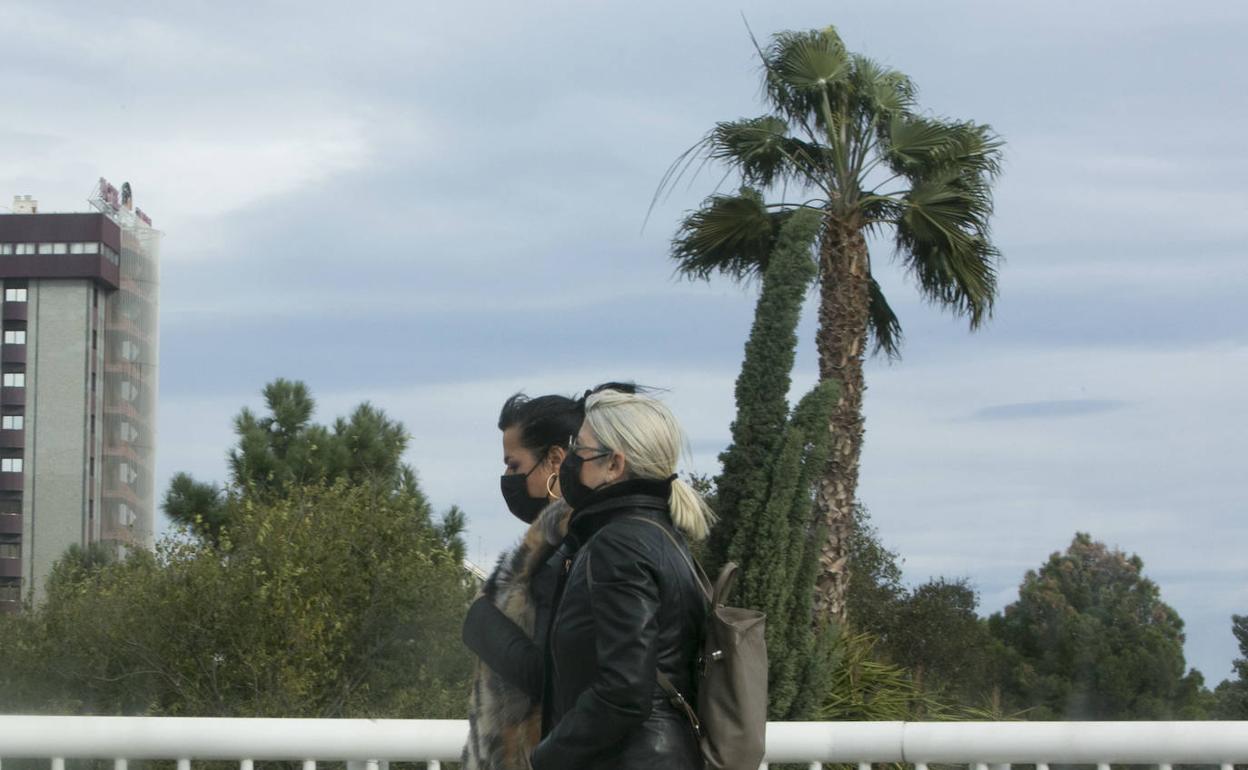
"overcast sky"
3,0,1246,684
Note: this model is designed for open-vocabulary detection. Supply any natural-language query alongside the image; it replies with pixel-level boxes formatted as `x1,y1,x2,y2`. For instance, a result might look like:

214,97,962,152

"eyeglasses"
568,436,612,460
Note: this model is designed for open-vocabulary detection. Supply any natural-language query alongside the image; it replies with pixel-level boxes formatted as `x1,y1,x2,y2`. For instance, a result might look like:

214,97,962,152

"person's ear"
607,451,628,482
546,445,567,470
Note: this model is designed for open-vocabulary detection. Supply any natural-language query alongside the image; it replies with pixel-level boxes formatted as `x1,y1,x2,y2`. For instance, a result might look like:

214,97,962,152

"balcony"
0,717,1245,768
3,303,27,322
102,443,150,467
102,484,144,510
0,428,24,449
2,344,26,364
1,387,24,406
0,472,23,492
104,316,152,342
103,401,145,423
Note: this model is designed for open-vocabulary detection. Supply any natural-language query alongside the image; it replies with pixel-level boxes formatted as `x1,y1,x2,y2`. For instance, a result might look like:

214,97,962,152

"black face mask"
500,458,549,524
558,450,611,511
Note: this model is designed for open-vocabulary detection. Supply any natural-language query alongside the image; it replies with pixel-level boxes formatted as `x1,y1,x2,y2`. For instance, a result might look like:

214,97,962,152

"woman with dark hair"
461,392,583,770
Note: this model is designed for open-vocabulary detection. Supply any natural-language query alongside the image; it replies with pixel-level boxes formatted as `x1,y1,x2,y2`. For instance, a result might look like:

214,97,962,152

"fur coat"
463,499,571,770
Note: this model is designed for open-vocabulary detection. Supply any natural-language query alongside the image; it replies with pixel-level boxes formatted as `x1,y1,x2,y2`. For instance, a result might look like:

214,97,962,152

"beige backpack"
630,517,768,770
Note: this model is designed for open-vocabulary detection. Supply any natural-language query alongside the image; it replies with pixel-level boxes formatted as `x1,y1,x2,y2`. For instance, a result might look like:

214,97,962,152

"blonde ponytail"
669,477,715,542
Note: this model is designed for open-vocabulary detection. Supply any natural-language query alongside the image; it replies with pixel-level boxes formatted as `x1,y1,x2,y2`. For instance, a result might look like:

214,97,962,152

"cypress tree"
713,205,820,571
707,205,840,719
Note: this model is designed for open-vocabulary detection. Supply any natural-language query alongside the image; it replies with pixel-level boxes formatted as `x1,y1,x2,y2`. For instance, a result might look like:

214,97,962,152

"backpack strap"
626,515,713,602
623,516,718,738
656,670,703,738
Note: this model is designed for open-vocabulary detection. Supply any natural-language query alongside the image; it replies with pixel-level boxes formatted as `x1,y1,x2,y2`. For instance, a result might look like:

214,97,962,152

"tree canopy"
163,379,459,550
1,382,474,718
989,533,1205,719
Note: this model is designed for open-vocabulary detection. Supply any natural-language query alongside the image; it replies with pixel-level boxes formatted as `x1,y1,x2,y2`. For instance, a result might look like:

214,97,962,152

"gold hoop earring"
546,473,561,499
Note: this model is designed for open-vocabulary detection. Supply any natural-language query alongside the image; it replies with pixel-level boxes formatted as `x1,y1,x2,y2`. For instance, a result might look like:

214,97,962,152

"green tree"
989,533,1205,719
843,505,905,639
0,482,473,718
1213,615,1248,718
704,206,842,719
886,577,1004,707
162,472,227,545
3,380,473,718
164,379,435,545
664,25,1004,620
844,509,1005,709
228,379,412,498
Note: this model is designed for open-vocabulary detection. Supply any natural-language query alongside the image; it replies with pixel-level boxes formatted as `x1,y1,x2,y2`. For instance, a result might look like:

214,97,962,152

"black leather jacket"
531,478,706,770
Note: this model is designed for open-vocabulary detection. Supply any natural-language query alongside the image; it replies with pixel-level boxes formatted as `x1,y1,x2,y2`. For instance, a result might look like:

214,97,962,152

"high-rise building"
0,179,160,608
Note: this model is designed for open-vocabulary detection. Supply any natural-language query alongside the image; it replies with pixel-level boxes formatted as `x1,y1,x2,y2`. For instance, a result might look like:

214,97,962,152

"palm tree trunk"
812,219,871,623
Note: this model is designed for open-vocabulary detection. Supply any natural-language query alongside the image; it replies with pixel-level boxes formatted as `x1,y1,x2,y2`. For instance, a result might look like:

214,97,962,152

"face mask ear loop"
546,472,561,499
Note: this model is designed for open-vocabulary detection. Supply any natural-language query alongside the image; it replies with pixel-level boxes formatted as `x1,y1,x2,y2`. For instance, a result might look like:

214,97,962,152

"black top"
532,478,707,770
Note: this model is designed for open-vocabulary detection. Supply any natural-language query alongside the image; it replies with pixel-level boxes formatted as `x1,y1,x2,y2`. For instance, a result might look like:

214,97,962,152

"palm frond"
776,28,852,91
868,277,904,358
870,116,1004,327
894,171,1000,327
705,117,831,192
760,28,850,132
849,54,915,121
885,117,1003,182
707,116,794,187
672,188,806,281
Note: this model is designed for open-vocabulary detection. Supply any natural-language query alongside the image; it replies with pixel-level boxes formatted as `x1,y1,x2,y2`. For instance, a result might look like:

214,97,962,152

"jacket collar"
567,477,672,544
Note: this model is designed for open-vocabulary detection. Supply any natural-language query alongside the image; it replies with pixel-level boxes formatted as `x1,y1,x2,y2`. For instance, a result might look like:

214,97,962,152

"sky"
2,0,1246,684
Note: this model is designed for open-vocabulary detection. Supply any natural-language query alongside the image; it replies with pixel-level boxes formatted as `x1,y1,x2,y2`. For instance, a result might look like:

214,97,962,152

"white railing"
1,717,1247,768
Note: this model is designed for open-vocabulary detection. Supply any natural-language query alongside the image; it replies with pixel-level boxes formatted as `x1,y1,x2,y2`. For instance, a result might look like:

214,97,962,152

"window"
0,498,19,514
118,503,136,526
36,244,53,255
118,462,137,484
1,458,22,473
14,244,36,255
120,380,139,401
0,244,12,255
84,242,100,254
51,243,67,254
4,289,26,302
3,330,25,345
119,421,139,442
121,340,140,361
3,373,25,388
0,543,18,559
0,581,19,601
1,416,22,431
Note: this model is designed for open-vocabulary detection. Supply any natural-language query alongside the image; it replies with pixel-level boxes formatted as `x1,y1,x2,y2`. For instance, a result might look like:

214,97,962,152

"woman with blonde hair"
531,385,713,770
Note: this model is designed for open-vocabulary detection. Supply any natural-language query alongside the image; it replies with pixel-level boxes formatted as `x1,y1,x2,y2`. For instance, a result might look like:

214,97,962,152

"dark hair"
498,393,584,458
583,381,639,400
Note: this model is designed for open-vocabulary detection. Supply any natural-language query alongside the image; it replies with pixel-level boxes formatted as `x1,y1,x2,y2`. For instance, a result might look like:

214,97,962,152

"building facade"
0,181,160,608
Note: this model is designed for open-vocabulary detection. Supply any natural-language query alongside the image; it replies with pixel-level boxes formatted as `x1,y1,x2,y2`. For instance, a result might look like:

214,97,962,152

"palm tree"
663,25,1003,622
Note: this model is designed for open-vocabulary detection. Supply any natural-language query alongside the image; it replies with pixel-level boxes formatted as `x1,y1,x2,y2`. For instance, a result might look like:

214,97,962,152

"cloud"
967,399,1126,421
